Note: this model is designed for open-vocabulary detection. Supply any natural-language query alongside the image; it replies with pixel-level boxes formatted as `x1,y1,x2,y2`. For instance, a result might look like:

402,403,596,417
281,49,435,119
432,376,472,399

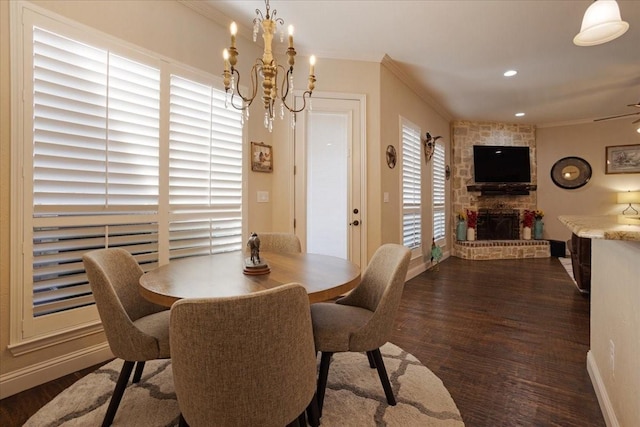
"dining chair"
255,231,302,253
170,283,319,427
82,248,170,427
310,243,411,415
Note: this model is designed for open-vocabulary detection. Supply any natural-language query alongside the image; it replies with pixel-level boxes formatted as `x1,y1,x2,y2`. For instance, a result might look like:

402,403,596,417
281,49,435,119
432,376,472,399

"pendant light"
573,0,629,46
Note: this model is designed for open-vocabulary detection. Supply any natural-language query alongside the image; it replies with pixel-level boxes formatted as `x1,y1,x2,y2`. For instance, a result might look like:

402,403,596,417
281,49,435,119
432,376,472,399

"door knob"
349,220,360,226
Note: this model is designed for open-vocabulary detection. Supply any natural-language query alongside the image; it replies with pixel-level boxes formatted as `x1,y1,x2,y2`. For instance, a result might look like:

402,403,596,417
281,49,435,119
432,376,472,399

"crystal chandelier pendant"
291,113,296,129
279,102,285,120
264,111,269,128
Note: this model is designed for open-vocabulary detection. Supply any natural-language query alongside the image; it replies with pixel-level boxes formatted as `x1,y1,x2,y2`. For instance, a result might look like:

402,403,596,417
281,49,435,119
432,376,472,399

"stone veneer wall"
452,121,539,258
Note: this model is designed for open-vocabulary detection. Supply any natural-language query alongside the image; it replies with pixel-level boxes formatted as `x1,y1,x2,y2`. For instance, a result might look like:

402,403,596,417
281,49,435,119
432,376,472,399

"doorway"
294,95,365,268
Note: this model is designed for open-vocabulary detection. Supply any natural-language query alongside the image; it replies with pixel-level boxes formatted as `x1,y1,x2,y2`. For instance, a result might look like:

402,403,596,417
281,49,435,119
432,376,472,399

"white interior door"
294,96,364,267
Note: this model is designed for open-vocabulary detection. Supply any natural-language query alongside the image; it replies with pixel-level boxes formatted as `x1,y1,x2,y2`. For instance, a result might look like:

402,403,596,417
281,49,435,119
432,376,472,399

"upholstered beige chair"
255,232,302,253
310,243,411,415
83,248,170,427
170,283,319,427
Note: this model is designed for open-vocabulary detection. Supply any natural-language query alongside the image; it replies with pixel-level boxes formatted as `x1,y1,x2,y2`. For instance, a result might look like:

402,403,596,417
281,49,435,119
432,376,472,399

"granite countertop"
559,215,640,242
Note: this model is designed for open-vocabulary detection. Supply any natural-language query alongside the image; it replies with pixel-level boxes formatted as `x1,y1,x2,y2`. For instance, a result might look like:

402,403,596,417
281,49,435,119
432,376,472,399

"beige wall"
379,63,451,258
537,120,640,243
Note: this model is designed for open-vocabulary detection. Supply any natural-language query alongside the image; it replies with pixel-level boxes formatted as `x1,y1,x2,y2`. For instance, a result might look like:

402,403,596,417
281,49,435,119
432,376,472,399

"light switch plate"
257,191,269,203
384,192,389,203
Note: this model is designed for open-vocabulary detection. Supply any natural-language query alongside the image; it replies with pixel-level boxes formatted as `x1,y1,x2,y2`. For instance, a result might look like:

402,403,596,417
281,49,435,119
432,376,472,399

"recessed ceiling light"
503,70,518,77
515,112,525,117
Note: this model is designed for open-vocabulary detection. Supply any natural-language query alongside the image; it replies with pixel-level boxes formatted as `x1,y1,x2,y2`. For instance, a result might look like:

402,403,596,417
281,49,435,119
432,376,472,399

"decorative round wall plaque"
550,156,592,189
386,145,397,169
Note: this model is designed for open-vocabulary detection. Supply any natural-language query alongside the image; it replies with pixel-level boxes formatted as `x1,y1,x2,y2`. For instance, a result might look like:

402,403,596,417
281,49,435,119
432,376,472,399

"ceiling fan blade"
594,112,640,122
627,102,640,108
633,118,640,124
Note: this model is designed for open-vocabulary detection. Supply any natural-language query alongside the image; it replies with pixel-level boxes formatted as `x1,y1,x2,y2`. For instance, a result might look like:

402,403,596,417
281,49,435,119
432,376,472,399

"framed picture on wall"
251,141,273,173
605,144,640,174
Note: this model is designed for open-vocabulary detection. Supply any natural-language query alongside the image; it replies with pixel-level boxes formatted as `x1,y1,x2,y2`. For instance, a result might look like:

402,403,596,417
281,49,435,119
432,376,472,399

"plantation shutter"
31,27,161,316
168,75,243,259
402,122,422,249
433,142,446,241
33,27,160,211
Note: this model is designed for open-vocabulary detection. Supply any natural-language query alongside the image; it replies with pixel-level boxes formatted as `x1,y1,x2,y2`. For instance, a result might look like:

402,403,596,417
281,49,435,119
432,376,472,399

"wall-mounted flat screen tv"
473,145,531,183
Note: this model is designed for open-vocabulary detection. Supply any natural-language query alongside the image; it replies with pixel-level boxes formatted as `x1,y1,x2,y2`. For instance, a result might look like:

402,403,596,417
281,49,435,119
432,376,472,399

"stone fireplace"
451,121,549,260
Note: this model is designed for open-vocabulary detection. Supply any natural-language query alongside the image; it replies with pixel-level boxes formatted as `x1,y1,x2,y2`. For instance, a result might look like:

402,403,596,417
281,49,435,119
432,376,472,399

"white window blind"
31,27,161,317
401,120,422,250
19,18,243,329
33,27,160,211
168,76,244,259
433,141,446,241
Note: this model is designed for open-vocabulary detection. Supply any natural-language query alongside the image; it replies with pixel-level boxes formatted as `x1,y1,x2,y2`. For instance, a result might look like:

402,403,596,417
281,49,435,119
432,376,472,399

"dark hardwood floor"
391,256,604,427
0,256,604,426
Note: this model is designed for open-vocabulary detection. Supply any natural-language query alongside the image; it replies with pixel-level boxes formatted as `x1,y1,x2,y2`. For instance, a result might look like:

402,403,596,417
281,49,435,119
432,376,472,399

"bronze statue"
247,232,261,264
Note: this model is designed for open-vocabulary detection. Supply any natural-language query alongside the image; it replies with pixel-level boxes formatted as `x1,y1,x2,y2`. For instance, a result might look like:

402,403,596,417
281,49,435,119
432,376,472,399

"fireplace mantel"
466,183,537,196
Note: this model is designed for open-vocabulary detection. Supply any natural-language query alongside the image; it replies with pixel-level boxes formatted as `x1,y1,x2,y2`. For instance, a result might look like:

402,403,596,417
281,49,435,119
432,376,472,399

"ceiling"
199,0,640,128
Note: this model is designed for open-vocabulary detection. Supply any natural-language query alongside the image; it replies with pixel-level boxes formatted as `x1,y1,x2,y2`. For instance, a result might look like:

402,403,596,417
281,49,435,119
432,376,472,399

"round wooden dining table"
139,251,361,307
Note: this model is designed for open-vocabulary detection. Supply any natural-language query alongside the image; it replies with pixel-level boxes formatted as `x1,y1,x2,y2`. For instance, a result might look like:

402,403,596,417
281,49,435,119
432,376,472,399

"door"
294,96,364,267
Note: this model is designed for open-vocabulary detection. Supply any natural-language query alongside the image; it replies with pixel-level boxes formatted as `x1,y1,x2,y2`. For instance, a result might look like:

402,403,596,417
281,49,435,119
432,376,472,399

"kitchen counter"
558,215,640,241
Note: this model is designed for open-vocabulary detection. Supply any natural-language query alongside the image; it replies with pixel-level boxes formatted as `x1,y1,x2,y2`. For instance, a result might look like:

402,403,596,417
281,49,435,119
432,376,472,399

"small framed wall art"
605,144,640,174
251,141,273,173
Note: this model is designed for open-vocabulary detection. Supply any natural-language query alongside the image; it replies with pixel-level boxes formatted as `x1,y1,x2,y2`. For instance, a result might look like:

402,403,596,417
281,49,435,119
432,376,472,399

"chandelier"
222,0,316,132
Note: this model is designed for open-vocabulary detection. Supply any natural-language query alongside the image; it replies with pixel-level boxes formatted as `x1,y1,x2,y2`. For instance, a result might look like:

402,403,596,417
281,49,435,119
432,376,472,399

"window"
401,118,422,253
11,7,243,347
432,141,446,242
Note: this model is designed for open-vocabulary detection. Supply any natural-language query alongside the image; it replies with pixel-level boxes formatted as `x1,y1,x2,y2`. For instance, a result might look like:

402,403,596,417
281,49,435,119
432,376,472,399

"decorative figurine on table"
247,232,261,264
244,232,270,275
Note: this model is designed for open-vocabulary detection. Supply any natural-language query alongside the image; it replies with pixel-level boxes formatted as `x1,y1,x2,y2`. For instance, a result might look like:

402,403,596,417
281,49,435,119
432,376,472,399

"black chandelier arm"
281,89,313,114
279,65,293,100
227,66,259,110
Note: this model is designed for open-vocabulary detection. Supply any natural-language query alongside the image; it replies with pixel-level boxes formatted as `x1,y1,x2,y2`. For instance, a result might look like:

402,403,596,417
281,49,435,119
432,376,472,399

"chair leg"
316,352,333,418
178,413,189,427
132,361,145,383
370,348,396,406
102,360,135,427
306,392,320,427
366,350,376,368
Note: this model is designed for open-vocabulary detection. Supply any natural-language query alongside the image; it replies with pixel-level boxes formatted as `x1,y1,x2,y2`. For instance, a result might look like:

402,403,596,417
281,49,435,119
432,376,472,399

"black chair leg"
132,361,145,383
306,392,320,427
102,360,135,427
370,348,396,406
178,413,189,427
366,350,376,368
317,352,333,418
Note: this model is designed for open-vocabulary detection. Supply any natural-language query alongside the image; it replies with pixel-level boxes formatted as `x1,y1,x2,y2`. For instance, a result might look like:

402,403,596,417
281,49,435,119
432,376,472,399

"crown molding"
381,55,453,122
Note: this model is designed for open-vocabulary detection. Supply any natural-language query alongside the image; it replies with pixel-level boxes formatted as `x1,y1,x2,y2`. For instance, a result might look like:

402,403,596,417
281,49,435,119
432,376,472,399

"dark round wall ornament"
386,145,397,169
550,156,592,189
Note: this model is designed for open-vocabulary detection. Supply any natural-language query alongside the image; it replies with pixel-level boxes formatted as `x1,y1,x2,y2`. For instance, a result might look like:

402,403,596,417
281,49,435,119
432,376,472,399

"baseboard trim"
587,349,620,427
0,342,113,399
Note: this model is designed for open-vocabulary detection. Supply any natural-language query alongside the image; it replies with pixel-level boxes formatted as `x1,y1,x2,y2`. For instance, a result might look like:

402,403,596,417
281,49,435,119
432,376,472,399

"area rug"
25,343,464,426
